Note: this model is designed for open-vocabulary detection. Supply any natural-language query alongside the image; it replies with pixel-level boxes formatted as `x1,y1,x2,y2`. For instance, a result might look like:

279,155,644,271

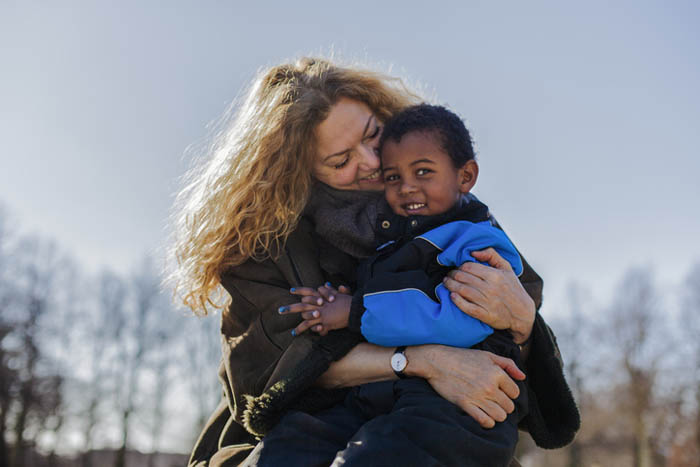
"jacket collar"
375,194,490,246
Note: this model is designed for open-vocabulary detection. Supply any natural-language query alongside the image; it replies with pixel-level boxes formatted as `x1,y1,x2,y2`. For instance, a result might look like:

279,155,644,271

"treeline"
519,267,700,466
0,206,221,467
1,202,700,467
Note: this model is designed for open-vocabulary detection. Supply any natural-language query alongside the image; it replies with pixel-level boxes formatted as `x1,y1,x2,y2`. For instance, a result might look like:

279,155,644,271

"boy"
299,104,524,352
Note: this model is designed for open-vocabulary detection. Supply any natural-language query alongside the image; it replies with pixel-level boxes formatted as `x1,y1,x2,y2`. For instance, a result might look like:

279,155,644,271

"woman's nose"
357,143,380,170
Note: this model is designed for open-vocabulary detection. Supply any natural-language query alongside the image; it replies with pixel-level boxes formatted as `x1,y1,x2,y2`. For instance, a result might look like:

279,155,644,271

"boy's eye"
416,168,433,176
384,173,399,182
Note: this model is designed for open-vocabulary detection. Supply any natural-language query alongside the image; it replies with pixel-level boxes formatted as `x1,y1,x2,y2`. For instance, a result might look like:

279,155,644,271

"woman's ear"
458,160,479,194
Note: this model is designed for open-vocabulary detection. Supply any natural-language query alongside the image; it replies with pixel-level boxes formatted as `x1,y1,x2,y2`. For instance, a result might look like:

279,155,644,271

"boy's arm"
355,270,494,347
351,221,524,347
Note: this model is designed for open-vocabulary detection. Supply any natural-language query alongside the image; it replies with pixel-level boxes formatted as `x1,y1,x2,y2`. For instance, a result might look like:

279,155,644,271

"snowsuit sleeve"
353,221,523,347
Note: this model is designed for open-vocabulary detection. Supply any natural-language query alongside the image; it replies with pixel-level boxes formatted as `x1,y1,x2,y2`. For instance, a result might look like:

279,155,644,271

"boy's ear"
458,160,479,193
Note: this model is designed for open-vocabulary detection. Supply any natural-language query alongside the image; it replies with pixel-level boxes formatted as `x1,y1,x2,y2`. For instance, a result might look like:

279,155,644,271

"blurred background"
1,1,698,466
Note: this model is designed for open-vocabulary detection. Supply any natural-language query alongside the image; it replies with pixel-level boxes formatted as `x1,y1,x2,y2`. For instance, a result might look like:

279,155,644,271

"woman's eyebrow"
323,115,373,162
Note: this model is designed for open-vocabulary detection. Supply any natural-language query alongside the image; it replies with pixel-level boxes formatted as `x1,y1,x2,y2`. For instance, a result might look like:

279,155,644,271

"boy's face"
381,131,478,217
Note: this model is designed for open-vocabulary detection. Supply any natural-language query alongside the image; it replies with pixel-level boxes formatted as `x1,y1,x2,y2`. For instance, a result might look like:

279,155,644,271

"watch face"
391,352,408,372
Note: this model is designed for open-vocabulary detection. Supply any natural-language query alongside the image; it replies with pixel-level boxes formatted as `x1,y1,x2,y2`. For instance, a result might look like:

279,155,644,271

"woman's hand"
408,345,525,429
443,247,535,344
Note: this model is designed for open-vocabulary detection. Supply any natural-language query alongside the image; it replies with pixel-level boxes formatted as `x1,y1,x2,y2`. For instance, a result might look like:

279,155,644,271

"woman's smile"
360,169,383,184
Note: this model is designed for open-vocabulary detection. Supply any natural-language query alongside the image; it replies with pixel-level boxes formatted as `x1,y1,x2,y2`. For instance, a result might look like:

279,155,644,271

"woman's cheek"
330,165,362,189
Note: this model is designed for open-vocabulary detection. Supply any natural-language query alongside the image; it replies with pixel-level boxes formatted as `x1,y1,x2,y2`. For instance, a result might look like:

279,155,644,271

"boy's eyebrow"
382,158,436,172
323,115,374,162
409,158,436,166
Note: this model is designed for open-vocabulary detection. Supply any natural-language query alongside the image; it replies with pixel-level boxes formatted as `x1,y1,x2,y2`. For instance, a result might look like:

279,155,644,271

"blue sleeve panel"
419,221,523,276
361,282,494,347
359,220,522,347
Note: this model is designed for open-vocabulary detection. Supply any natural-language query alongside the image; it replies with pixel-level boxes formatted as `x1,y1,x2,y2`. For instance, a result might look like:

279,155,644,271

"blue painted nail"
290,287,296,292
325,282,331,287
278,306,287,314
291,329,297,336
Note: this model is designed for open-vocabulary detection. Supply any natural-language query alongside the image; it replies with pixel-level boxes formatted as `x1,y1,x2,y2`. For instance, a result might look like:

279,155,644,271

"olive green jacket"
188,216,579,466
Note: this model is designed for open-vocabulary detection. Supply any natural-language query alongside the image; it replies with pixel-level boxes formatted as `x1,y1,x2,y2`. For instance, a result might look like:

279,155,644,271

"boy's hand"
283,284,352,336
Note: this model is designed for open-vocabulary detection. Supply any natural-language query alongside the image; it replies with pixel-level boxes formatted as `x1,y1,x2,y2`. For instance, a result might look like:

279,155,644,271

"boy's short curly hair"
378,104,475,167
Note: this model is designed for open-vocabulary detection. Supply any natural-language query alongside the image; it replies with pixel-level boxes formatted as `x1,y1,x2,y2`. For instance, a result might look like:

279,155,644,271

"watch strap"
392,345,408,379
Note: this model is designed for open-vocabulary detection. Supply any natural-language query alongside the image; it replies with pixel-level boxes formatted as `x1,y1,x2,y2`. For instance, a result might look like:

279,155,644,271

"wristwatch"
391,346,408,379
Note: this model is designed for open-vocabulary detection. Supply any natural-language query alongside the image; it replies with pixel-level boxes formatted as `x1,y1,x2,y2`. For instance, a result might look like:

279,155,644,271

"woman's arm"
317,341,525,429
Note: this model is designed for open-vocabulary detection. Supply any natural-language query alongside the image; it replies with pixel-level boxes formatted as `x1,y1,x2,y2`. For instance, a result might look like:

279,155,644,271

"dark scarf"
303,181,390,260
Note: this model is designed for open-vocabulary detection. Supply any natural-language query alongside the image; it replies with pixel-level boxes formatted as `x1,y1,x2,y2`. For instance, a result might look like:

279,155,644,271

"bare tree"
0,205,16,467
6,236,68,467
113,256,166,467
681,262,700,462
607,267,662,467
80,270,127,467
552,282,595,467
182,311,222,440
145,294,183,467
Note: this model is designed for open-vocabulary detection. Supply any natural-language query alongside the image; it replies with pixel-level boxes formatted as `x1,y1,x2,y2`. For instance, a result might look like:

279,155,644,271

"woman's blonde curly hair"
167,57,420,315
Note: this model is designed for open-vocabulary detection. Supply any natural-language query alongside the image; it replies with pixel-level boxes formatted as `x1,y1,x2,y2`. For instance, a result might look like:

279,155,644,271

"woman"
171,58,579,466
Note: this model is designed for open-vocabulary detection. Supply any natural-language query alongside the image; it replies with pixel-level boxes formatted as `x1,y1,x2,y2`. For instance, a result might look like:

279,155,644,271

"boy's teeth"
406,203,425,210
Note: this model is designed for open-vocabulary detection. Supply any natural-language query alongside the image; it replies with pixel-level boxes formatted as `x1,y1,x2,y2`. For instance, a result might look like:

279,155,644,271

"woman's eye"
334,157,349,169
366,125,381,140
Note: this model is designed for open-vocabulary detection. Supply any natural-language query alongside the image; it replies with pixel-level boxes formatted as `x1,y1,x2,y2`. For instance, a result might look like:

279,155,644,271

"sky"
1,0,699,316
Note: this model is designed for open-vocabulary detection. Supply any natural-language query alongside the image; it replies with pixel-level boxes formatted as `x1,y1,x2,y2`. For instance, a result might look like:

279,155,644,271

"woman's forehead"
316,98,373,160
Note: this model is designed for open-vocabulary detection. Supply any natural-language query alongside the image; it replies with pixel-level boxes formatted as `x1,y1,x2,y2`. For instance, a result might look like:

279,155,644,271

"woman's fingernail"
291,329,297,336
317,298,323,305
328,295,335,302
290,287,296,292
278,306,287,314
313,311,319,318
325,281,331,287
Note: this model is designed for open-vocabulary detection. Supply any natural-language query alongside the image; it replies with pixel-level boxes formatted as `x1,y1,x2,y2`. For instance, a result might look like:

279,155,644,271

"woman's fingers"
471,248,513,272
480,400,508,423
444,281,490,322
457,261,500,283
492,355,526,382
338,285,351,294
492,389,516,415
463,404,495,429
443,274,486,302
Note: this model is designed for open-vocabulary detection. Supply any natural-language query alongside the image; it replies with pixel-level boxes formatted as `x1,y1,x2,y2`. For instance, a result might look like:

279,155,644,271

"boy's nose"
399,181,417,195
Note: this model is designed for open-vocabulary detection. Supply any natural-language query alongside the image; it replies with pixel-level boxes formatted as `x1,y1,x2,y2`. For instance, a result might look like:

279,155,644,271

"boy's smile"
381,131,478,217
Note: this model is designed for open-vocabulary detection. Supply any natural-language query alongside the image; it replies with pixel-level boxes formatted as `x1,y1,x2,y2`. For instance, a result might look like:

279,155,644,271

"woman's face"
313,98,384,191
